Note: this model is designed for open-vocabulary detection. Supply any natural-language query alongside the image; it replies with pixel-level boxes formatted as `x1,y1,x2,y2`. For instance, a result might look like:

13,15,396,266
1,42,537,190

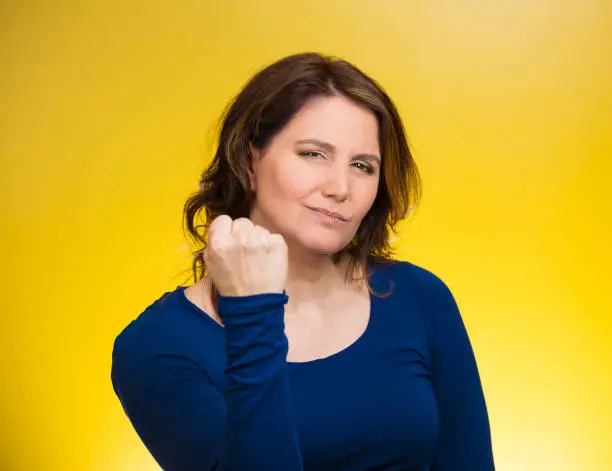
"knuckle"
269,233,286,248
210,214,230,229
243,240,261,252
208,215,230,238
253,224,270,235
232,217,254,231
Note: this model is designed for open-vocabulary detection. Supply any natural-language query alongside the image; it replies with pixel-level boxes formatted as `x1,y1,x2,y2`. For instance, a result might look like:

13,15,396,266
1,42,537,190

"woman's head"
184,52,421,290
247,93,381,260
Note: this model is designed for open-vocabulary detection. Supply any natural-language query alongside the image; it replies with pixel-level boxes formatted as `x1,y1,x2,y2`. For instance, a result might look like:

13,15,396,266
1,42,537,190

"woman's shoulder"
111,286,222,371
373,258,453,297
383,260,464,332
376,259,461,327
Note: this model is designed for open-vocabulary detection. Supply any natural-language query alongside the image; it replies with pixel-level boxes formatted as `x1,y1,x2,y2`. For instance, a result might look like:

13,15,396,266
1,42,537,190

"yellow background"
1,1,610,470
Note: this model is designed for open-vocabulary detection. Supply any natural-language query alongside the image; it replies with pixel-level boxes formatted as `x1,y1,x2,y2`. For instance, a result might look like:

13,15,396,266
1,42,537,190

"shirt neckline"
174,261,387,366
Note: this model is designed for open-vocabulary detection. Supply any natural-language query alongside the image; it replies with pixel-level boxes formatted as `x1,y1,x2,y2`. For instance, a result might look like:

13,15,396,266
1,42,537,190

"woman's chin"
301,238,349,256
282,230,349,256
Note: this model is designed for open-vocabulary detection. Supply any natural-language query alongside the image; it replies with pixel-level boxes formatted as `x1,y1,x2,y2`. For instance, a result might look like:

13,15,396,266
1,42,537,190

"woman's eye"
299,150,324,159
354,162,375,175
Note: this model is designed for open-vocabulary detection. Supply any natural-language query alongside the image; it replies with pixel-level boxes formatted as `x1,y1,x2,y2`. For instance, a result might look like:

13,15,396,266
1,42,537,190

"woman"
111,52,495,471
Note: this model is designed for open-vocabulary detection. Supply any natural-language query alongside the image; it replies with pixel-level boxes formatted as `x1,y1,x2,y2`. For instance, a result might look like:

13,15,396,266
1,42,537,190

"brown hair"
183,52,421,310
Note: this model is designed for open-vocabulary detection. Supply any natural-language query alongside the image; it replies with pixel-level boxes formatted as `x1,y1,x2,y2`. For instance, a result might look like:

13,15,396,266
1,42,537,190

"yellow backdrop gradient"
1,1,610,470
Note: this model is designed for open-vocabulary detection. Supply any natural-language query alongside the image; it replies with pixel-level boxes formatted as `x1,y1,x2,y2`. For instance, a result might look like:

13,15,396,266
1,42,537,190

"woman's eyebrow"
295,139,381,166
295,139,336,152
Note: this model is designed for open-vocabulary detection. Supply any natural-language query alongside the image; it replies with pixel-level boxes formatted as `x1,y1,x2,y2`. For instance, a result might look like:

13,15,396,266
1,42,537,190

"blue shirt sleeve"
413,267,495,470
111,291,303,471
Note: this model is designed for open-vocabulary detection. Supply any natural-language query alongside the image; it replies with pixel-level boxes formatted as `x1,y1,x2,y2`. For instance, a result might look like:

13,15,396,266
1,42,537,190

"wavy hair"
183,52,421,309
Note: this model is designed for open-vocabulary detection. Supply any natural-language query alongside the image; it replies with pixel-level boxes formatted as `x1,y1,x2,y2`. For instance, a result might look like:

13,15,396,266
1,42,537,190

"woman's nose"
321,166,349,202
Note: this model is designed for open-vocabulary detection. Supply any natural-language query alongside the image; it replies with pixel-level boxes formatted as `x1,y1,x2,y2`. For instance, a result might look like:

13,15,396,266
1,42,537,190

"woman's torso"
171,262,439,470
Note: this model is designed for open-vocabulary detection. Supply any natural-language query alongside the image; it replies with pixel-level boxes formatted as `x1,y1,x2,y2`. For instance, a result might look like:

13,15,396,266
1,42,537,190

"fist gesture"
204,215,288,297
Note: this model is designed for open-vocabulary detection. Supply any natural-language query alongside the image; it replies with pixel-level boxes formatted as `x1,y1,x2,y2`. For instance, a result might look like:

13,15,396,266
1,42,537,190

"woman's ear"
247,143,260,191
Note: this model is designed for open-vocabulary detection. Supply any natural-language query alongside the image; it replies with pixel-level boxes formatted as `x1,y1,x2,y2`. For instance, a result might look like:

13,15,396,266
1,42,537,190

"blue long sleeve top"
111,260,495,471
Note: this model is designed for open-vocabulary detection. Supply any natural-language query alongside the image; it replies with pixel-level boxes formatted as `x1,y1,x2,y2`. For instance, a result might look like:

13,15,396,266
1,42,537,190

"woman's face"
248,94,381,256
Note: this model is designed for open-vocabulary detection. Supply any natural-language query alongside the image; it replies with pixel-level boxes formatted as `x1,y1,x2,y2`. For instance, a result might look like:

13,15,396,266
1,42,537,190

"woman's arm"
111,291,303,471
413,266,495,470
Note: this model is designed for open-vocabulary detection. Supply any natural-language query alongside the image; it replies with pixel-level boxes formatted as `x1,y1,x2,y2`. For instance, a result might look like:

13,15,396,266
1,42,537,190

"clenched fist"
204,215,289,297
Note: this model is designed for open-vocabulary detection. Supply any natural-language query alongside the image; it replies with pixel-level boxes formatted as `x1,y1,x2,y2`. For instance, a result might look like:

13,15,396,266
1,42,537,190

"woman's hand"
204,215,288,297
